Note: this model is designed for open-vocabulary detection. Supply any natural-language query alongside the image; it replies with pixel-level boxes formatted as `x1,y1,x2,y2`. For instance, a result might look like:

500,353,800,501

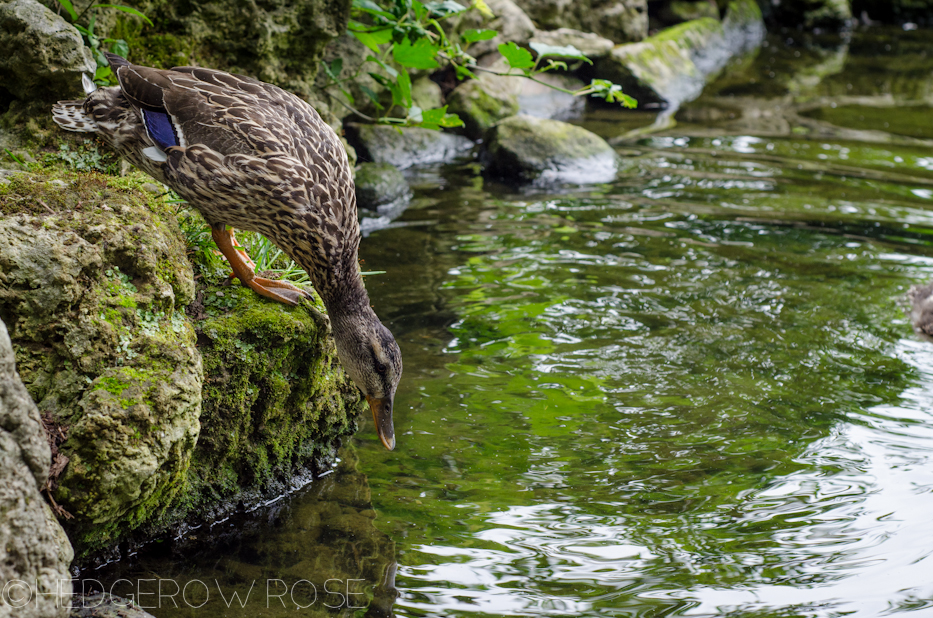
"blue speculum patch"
142,109,178,150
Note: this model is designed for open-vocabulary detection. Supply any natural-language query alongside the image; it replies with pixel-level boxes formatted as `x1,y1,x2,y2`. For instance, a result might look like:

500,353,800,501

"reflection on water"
91,27,933,618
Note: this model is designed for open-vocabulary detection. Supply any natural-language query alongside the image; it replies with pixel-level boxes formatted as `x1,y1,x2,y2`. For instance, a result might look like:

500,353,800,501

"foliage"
54,0,152,86
324,0,636,129
42,142,120,174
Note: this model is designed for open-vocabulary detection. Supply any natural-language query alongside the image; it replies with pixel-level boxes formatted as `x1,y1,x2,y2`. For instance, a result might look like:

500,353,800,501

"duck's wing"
107,53,343,169
165,144,359,293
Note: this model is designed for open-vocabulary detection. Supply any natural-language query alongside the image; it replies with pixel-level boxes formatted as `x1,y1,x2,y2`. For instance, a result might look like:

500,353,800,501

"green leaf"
619,93,638,109
92,4,154,26
360,85,385,110
397,68,413,109
472,0,494,18
348,22,393,53
453,64,475,80
588,79,637,108
462,28,496,43
529,42,592,64
106,38,130,58
93,64,113,86
352,0,395,19
411,0,428,20
497,42,534,69
329,57,343,77
424,0,468,16
417,106,465,130
392,37,440,70
56,0,79,21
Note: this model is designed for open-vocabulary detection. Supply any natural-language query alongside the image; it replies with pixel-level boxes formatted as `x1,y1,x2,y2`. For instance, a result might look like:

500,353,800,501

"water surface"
90,27,933,618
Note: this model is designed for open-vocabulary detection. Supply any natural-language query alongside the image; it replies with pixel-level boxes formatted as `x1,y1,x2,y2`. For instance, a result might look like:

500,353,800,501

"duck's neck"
316,268,374,330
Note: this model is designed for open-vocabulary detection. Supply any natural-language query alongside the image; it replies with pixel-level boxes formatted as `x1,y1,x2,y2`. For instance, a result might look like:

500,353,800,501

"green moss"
191,284,362,490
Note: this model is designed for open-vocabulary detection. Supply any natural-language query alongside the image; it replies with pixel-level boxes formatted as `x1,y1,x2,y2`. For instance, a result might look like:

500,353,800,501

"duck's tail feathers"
51,100,97,133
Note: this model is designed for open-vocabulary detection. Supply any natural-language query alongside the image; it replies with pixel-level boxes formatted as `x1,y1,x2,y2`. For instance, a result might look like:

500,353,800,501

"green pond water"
87,28,933,617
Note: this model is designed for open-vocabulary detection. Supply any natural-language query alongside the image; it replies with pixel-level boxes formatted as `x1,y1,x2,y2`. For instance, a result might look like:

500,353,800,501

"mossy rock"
482,114,618,184
107,0,350,104
186,283,363,511
592,0,764,111
355,162,410,211
446,66,522,140
0,165,365,558
0,169,200,553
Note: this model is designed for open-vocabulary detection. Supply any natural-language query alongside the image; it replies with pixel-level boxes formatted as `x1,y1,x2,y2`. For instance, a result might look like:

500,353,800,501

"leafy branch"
322,0,636,130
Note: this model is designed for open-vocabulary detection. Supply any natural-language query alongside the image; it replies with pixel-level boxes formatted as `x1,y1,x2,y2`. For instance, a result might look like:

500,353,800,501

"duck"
52,53,402,450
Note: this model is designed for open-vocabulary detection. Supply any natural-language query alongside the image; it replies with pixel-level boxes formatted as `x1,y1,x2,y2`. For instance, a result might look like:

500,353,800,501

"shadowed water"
86,27,933,618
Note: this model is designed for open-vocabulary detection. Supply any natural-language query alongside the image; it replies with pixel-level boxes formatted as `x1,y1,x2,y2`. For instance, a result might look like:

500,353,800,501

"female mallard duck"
52,53,402,450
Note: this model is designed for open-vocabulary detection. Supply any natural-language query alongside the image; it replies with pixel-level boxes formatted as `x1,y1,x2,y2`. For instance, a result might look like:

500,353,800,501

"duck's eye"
375,360,387,374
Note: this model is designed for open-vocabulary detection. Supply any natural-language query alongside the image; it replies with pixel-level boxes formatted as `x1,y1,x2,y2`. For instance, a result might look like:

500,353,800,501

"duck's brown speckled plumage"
52,54,402,450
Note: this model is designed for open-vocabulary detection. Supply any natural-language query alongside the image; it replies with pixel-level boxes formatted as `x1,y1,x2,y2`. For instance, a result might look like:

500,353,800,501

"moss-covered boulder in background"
593,0,764,115
347,123,474,169
446,59,523,139
482,114,618,184
355,162,410,211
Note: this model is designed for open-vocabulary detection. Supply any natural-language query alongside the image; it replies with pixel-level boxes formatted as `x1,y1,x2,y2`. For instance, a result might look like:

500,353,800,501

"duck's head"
330,305,403,450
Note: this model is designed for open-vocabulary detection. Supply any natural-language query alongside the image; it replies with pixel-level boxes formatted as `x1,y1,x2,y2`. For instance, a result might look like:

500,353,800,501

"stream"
86,26,933,618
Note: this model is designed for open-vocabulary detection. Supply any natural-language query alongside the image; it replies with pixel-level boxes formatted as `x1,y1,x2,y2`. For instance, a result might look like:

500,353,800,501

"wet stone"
482,114,618,184
355,162,411,211
347,124,474,170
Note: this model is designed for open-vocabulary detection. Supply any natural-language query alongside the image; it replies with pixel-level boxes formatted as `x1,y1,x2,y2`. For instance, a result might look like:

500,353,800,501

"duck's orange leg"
211,227,313,306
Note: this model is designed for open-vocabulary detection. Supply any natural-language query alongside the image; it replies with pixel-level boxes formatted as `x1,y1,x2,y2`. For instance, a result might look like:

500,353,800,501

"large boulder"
89,0,352,104
0,318,73,618
512,0,648,43
482,114,618,184
0,168,364,559
0,0,94,103
0,171,201,554
347,124,474,169
593,0,764,115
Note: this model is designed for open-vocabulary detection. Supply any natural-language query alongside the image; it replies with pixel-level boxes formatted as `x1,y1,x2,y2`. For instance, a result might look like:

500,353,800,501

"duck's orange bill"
367,396,395,451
